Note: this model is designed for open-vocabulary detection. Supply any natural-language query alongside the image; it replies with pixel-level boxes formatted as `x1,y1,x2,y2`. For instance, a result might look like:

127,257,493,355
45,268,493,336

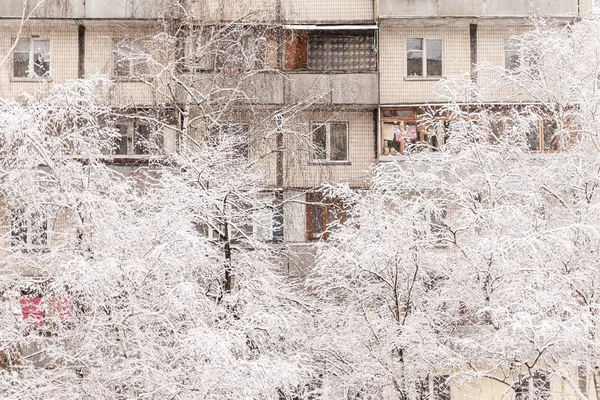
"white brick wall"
379,25,471,105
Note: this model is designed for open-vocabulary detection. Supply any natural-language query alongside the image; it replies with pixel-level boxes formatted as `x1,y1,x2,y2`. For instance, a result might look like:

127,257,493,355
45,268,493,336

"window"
306,192,346,241
493,116,558,152
11,209,48,252
113,120,156,156
381,108,449,155
13,38,50,78
407,38,442,78
310,122,348,162
284,30,376,72
113,39,149,79
504,38,520,70
503,37,540,77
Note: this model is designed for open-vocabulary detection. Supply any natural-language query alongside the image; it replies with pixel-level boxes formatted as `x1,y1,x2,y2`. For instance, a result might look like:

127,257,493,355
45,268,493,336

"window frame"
381,108,449,155
405,37,443,79
112,119,154,157
305,192,346,241
489,115,559,152
12,38,51,80
309,121,349,163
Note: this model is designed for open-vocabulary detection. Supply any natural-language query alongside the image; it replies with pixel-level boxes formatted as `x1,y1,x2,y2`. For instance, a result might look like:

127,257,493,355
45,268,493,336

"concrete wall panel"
378,0,579,18
283,0,374,23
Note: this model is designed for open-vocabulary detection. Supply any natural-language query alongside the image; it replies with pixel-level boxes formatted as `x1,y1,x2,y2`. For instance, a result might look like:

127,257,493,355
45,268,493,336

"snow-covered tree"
0,68,316,400
309,19,600,400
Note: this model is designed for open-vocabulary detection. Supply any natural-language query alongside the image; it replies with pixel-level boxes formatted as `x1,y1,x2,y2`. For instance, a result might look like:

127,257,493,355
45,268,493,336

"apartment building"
0,0,595,398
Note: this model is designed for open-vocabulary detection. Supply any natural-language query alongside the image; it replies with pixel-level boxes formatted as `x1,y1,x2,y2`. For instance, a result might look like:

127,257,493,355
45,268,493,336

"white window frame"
112,120,152,157
406,37,443,79
309,121,349,163
12,38,51,80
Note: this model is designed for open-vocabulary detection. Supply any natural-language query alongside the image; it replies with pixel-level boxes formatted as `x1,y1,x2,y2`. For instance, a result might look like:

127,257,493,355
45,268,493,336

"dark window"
114,124,130,155
526,120,540,151
306,192,346,241
515,376,529,400
13,39,50,78
135,123,150,155
407,38,442,77
112,120,159,156
542,120,558,151
532,371,551,400
310,122,349,162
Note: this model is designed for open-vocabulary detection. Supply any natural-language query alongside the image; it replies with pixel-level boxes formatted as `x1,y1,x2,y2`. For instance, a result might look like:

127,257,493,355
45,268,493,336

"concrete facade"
0,0,595,397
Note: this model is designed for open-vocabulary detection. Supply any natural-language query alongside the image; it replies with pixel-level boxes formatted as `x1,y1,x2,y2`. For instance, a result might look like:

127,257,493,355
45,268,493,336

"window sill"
308,160,351,166
404,76,443,81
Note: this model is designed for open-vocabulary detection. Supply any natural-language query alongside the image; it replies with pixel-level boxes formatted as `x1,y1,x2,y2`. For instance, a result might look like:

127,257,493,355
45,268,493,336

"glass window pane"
426,39,442,76
505,51,519,70
543,120,558,151
527,121,540,151
33,40,50,77
308,206,324,240
330,123,348,161
115,124,129,155
407,51,423,76
490,120,503,143
423,122,441,151
403,122,419,153
15,39,30,52
311,125,327,160
383,110,414,118
135,124,150,155
407,38,423,51
13,51,29,77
